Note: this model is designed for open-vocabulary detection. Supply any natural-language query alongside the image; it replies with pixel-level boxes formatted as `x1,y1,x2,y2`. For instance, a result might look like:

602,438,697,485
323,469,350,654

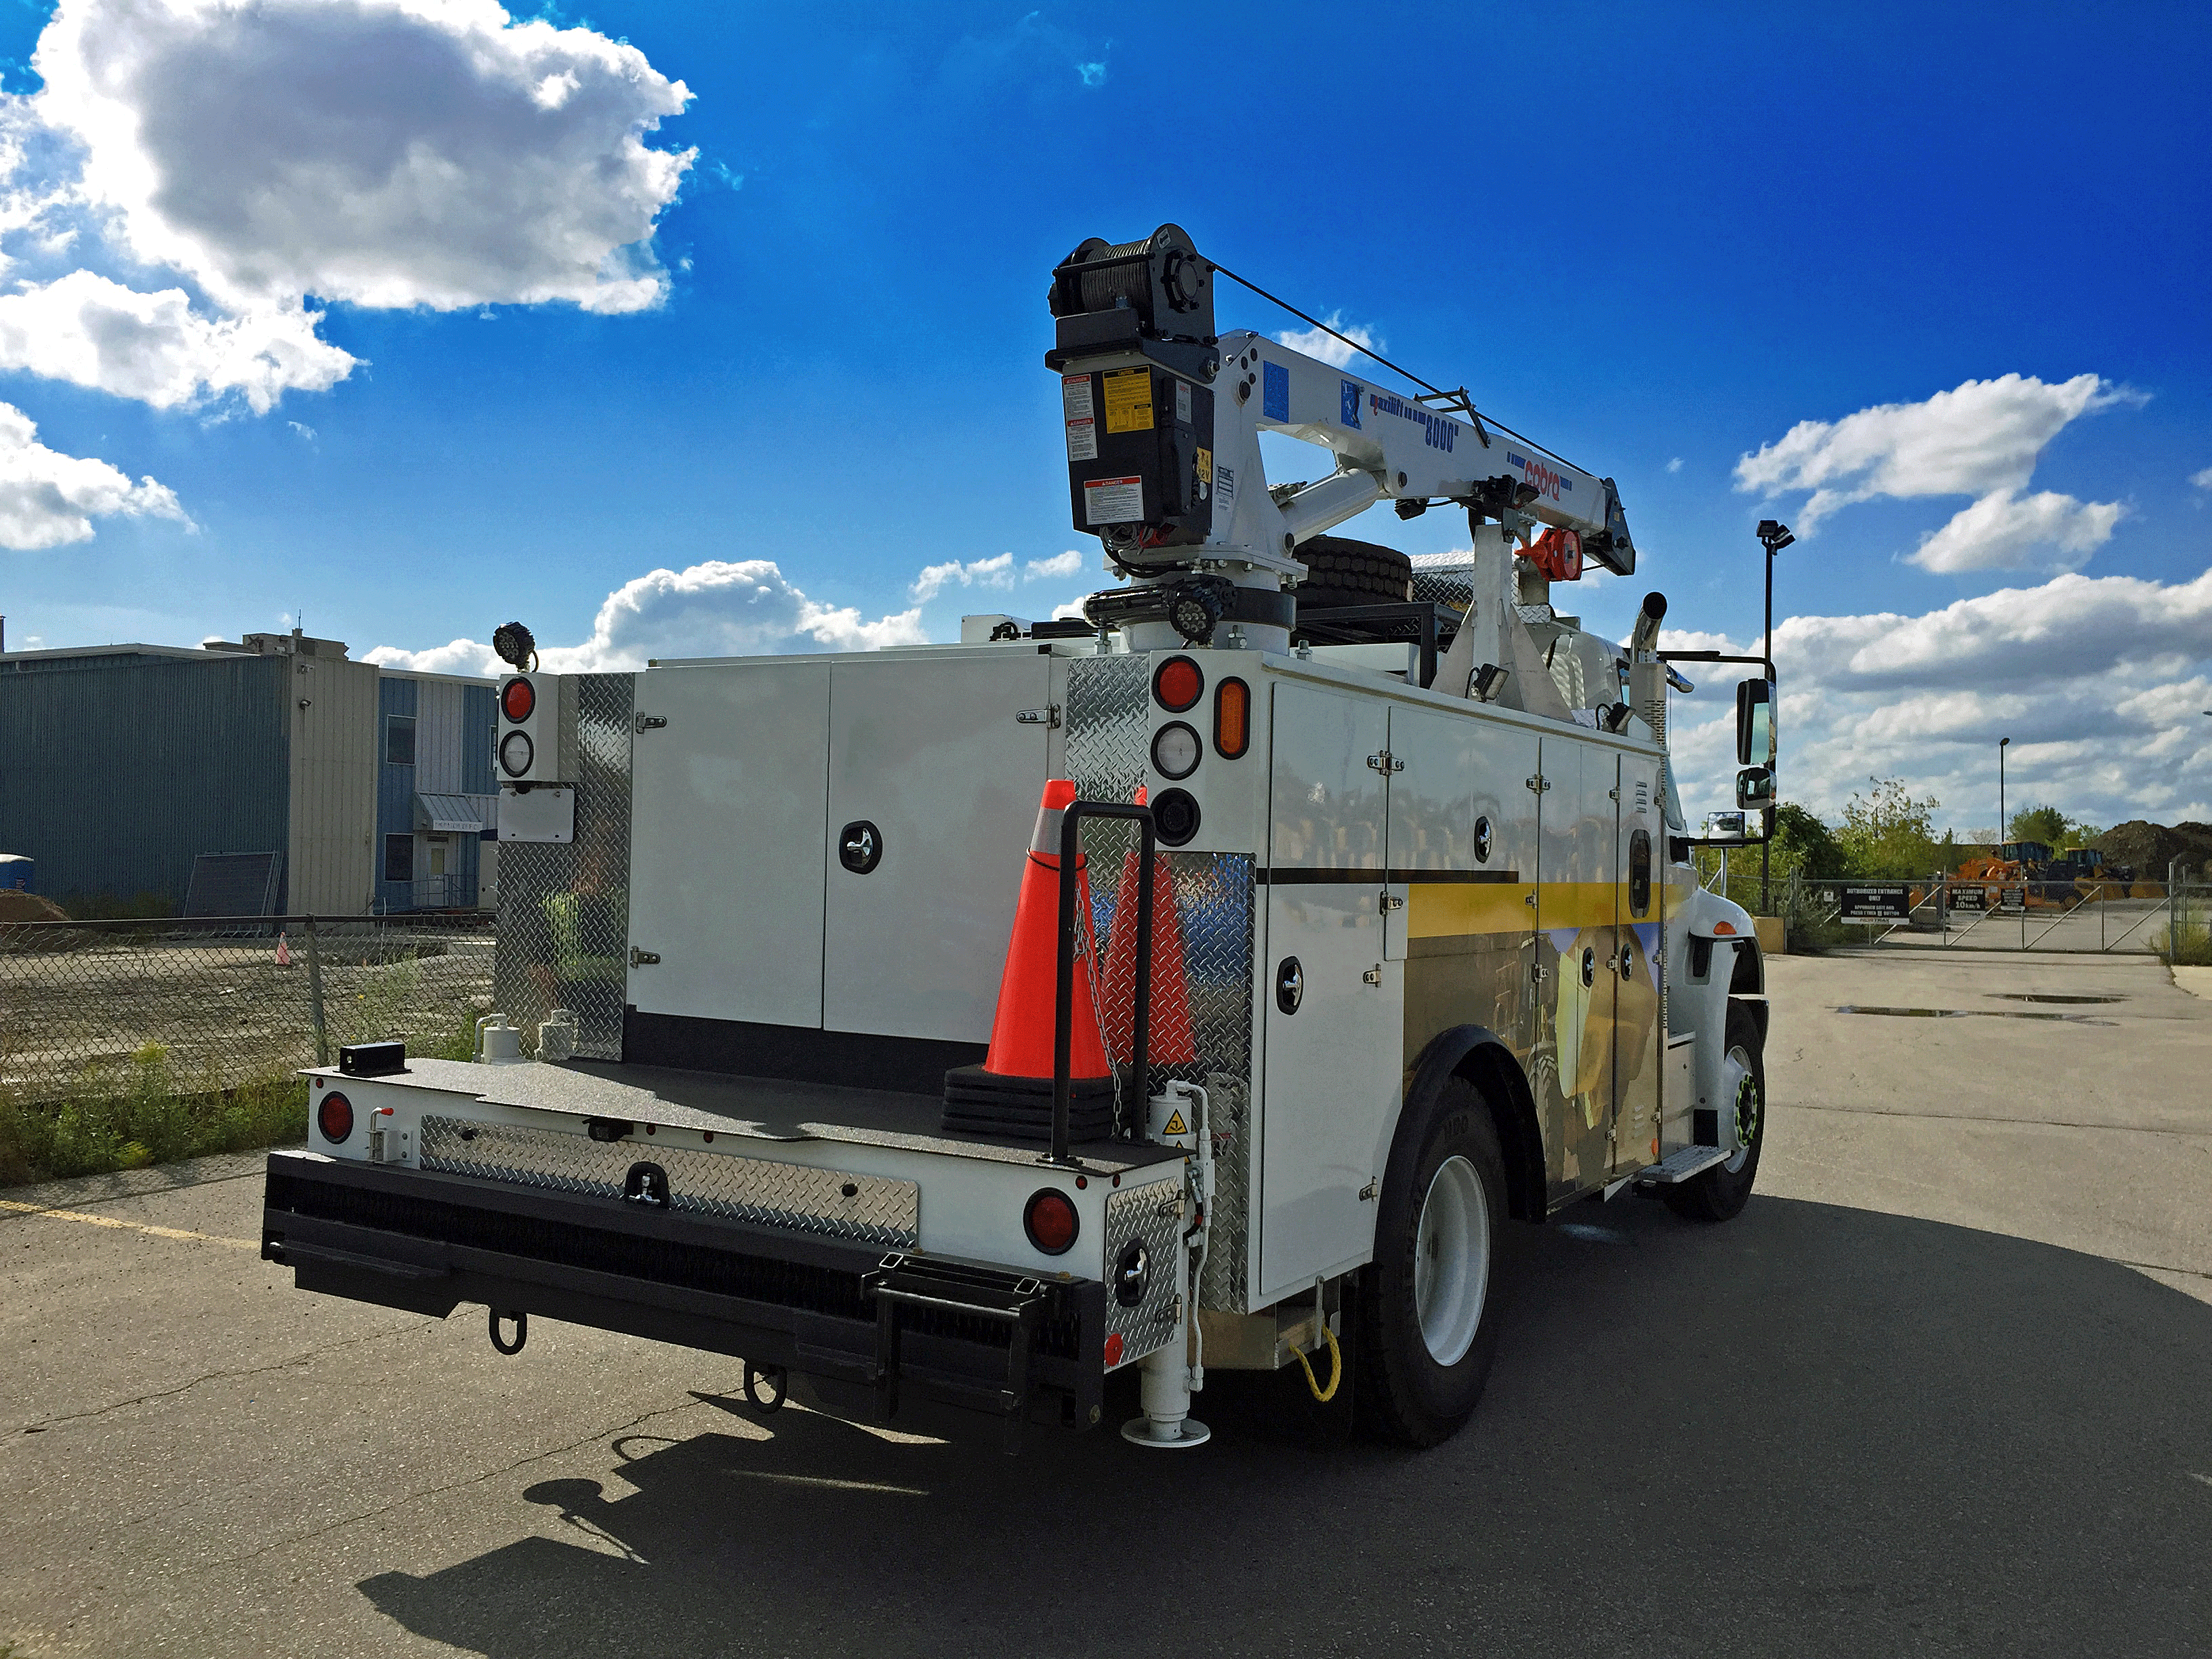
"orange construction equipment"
1101,788,1196,1065
941,779,1118,1141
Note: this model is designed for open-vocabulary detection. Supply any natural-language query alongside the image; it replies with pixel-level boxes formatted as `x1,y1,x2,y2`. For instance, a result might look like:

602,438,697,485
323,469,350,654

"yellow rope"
1293,1324,1341,1402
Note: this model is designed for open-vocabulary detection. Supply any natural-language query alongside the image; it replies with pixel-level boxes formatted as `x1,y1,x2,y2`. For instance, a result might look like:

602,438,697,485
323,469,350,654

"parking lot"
3,949,2207,1657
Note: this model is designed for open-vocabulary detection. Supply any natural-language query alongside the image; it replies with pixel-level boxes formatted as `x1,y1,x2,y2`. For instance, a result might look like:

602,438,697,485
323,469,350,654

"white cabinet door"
626,662,830,1029
1259,681,1398,1300
822,653,1052,1042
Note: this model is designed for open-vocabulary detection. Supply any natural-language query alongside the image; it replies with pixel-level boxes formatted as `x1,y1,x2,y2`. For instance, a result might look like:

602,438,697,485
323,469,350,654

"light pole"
1999,737,2010,848
1755,520,1794,914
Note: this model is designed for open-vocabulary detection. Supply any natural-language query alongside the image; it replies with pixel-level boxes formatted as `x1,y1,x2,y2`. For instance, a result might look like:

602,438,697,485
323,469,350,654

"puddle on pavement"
1834,1004,2117,1025
1990,993,2126,1004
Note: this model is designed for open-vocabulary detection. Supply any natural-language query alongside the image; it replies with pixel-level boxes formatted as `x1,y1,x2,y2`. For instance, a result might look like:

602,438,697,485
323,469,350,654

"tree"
2009,804,2099,848
1837,777,1944,878
1771,802,1846,880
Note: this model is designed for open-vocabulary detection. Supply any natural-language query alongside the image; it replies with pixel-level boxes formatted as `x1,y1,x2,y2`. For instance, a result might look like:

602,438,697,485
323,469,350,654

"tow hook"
489,1309,528,1355
743,1362,789,1413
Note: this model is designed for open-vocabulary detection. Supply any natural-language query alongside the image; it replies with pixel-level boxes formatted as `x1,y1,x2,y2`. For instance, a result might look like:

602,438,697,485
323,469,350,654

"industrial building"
0,629,497,916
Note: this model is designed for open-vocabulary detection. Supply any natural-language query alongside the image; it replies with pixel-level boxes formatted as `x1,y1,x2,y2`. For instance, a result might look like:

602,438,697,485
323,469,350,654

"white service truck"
262,225,1778,1452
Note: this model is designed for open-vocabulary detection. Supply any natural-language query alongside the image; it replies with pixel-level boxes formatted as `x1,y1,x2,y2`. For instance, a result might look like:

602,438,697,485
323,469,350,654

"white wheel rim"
1722,1042,1759,1173
1413,1153,1490,1366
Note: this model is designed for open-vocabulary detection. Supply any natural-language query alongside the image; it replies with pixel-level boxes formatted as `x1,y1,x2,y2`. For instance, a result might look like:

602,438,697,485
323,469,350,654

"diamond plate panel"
418,1115,919,1248
495,673,633,1059
1065,653,1256,1311
1408,553,1476,620
1103,1178,1187,1364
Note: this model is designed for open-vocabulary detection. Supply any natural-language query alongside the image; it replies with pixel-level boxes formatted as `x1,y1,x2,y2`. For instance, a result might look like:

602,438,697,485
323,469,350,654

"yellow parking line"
0,1196,258,1250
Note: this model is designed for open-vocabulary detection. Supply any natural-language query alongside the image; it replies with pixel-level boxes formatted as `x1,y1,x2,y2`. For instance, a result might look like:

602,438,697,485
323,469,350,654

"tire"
1664,1001,1765,1223
1355,1077,1508,1447
1294,535,1413,610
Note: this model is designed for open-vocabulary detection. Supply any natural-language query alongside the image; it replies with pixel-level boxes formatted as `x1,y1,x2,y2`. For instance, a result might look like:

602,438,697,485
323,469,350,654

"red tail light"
1023,1188,1079,1255
316,1091,354,1144
1153,655,1203,713
501,676,536,721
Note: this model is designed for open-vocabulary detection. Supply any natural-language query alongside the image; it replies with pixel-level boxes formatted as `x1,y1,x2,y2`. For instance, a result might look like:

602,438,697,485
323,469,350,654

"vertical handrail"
1052,800,1157,1167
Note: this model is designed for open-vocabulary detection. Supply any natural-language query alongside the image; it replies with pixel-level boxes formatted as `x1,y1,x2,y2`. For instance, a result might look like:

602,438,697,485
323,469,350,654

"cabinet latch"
1361,964,1383,985
1015,705,1061,729
629,947,660,966
1525,773,1551,793
1378,890,1405,912
634,714,668,733
1367,751,1402,774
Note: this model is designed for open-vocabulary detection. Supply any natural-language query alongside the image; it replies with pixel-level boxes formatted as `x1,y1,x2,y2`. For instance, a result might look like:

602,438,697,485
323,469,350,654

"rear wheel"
1355,1078,1507,1446
1664,1001,1765,1223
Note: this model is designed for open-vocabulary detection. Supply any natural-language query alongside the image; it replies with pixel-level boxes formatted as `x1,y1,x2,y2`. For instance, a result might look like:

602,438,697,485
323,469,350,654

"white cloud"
2192,466,2212,491
1025,550,1084,581
366,558,925,676
1732,373,2139,574
1275,312,1382,370
1906,487,2125,574
1666,456,1683,474
0,269,355,412
0,397,186,548
1664,567,2212,831
912,552,1015,603
32,0,695,317
287,419,314,441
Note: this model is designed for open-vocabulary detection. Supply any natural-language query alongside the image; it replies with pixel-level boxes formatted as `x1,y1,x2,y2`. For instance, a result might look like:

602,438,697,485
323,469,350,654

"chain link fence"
1688,853,2211,956
0,912,495,1184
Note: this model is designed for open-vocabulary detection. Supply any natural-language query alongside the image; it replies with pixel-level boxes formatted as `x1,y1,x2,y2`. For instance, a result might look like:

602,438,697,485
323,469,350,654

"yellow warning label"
1162,1109,1187,1136
1195,447,1213,484
1103,367,1154,434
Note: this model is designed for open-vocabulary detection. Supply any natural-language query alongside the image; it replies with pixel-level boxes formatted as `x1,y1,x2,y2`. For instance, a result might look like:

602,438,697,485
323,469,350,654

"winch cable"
1204,259,1595,480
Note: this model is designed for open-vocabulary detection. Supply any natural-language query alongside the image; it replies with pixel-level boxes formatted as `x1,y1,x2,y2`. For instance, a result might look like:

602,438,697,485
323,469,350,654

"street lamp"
1755,520,1793,913
1999,736,2010,848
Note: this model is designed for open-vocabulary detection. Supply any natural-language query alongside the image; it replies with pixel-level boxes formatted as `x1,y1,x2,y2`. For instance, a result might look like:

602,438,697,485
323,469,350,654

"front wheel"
1664,1000,1765,1223
1355,1078,1508,1447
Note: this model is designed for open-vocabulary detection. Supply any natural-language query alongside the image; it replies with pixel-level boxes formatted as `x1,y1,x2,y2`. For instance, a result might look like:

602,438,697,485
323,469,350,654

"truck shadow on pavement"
359,1194,2212,1658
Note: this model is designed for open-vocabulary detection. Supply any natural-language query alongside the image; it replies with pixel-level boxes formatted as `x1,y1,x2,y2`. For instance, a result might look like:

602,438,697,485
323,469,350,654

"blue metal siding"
0,654,289,909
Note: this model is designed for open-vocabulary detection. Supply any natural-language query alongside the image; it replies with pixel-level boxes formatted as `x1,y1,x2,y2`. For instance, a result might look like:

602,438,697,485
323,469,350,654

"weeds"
0,1043,310,1185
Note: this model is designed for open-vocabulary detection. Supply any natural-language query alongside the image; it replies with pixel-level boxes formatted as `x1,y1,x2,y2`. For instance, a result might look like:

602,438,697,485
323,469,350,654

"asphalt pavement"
3,949,2207,1657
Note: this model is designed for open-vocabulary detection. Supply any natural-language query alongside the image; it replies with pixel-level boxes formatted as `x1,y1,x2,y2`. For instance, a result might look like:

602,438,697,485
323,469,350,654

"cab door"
1610,756,1664,1174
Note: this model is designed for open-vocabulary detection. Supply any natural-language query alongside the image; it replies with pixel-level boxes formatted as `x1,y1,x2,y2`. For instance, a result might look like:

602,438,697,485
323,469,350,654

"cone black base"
941,1064,1116,1143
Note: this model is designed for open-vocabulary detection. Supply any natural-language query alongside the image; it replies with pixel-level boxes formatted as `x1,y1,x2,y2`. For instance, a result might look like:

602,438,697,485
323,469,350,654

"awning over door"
415,792,499,834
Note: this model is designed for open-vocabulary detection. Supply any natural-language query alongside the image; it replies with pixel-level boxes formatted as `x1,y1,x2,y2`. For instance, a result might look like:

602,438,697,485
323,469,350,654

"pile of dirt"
0,890,70,924
2095,820,2212,880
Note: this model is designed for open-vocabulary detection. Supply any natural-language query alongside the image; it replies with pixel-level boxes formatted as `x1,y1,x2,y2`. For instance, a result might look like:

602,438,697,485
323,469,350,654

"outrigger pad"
941,1065,1116,1143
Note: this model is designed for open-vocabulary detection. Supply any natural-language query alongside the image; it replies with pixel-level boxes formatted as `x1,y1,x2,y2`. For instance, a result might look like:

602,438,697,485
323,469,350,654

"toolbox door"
1611,755,1664,1174
626,661,830,1029
821,651,1053,1043
1259,680,1399,1302
1534,736,1618,1197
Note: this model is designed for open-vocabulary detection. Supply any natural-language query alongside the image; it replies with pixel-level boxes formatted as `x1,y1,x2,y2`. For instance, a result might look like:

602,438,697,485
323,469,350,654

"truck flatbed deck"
314,1056,1187,1174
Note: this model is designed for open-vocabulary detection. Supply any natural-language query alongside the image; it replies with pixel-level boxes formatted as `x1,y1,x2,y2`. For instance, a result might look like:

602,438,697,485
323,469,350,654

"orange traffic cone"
1101,789,1196,1065
942,779,1119,1143
276,932,291,968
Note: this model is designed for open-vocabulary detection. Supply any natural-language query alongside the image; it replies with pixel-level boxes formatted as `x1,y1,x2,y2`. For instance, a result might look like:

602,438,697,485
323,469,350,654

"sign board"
1839,882,1912,921
1996,884,2026,914
1948,885,1984,912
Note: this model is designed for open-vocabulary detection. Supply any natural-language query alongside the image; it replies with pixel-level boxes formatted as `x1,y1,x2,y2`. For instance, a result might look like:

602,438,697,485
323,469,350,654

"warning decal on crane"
1084,476,1143,523
1103,367,1154,433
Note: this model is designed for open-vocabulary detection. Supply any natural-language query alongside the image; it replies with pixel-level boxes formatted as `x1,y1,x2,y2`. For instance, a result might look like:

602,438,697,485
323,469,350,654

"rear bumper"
261,1150,1108,1434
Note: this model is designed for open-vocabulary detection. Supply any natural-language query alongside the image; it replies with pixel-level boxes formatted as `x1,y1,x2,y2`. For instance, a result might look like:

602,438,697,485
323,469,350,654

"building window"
383,834,414,884
386,714,416,766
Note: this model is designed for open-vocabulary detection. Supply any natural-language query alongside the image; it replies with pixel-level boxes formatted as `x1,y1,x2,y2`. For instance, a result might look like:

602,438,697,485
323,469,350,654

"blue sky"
0,1,2205,830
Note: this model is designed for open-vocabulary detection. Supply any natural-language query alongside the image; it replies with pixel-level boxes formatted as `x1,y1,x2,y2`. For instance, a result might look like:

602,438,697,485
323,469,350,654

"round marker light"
1023,1188,1080,1256
499,729,535,777
500,676,536,722
1151,787,1200,846
1153,655,1203,713
317,1090,354,1145
1151,721,1201,781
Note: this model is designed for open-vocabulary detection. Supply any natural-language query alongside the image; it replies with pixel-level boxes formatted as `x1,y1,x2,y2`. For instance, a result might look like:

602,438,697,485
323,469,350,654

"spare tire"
1295,536,1413,610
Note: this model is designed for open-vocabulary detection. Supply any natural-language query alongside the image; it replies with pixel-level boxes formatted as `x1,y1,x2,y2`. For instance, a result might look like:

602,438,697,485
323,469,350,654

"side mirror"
1704,810,1748,843
1736,678,1776,766
1736,766,1776,811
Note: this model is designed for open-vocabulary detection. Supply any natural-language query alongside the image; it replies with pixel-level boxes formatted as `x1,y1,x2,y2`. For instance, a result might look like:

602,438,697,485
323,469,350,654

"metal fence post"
304,915,329,1067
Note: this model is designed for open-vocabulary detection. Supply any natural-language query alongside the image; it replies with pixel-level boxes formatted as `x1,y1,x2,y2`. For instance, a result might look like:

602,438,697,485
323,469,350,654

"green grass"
2168,924,2212,967
0,1022,478,1187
